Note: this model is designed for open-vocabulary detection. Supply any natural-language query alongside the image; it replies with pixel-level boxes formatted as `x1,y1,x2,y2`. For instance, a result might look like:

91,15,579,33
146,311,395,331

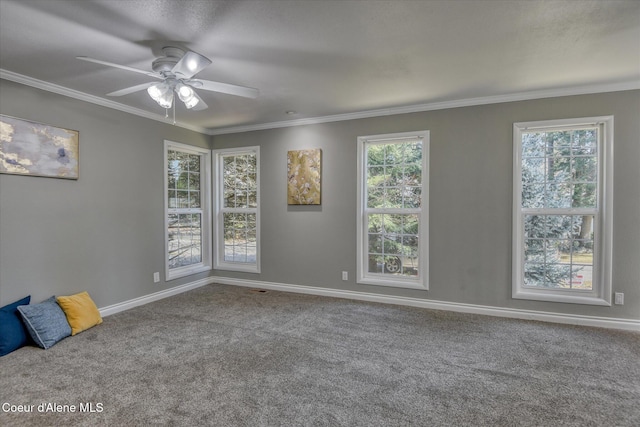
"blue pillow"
17,296,71,350
0,295,31,356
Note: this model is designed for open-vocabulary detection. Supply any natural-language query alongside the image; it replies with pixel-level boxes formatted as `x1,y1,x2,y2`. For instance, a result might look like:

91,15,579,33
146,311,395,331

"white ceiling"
1,0,639,134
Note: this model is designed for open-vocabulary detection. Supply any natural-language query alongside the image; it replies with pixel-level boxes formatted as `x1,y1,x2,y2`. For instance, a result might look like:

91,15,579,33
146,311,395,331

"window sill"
214,262,260,274
513,288,611,306
167,264,212,281
358,276,428,290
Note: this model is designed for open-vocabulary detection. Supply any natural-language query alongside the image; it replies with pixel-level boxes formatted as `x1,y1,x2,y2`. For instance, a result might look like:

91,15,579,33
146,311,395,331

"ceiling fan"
77,46,259,112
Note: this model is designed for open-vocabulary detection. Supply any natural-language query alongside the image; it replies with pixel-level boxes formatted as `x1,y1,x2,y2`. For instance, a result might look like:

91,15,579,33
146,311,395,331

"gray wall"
0,80,209,307
1,78,638,322
212,90,640,320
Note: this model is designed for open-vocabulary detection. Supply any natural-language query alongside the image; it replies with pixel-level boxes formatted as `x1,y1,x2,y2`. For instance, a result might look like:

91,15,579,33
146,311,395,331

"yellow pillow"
56,292,102,336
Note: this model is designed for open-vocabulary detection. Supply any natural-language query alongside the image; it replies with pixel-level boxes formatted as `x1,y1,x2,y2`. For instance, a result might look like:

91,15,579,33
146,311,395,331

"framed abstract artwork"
287,148,321,205
0,115,79,179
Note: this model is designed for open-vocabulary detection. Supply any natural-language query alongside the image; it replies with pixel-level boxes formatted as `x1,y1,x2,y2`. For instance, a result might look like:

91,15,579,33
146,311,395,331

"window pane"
572,129,597,155
402,235,418,256
572,183,597,208
176,191,189,208
223,153,257,211
383,235,401,254
404,163,422,185
247,191,258,208
223,188,235,208
522,183,545,208
524,215,547,239
167,169,177,189
385,187,402,208
522,133,545,157
368,214,383,233
168,190,177,208
223,212,256,263
522,214,594,290
546,182,572,208
368,255,383,273
368,233,382,253
188,172,200,191
168,213,202,269
164,144,213,279
403,215,419,234
516,121,607,299
521,128,599,210
362,136,425,284
175,172,188,190
524,239,545,262
384,144,403,164
367,187,384,209
366,213,420,278
189,191,201,208
367,145,385,166
571,264,593,290
522,158,545,182
572,156,597,181
223,156,235,174
367,166,385,185
248,172,257,189
403,186,421,209
188,154,200,172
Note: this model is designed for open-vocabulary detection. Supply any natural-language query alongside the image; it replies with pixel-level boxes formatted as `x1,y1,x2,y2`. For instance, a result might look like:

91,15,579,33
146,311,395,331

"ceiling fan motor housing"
151,46,185,73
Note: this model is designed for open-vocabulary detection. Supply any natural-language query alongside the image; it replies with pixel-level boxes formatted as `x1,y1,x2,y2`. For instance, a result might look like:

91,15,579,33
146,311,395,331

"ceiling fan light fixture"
157,90,174,109
147,82,169,101
176,83,199,109
147,82,174,108
183,96,200,109
77,47,257,116
176,83,194,100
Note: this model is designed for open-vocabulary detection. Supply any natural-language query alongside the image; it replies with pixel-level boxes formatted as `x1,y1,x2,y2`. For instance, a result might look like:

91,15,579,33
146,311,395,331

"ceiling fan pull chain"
173,101,176,125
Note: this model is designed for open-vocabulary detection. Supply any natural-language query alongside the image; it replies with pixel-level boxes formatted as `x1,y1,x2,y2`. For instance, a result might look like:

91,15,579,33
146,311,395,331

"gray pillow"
17,297,71,349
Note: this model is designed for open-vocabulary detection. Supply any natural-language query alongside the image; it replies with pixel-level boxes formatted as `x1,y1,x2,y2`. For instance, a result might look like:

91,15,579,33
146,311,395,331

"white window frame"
213,146,261,273
512,116,613,305
357,130,430,290
164,140,212,281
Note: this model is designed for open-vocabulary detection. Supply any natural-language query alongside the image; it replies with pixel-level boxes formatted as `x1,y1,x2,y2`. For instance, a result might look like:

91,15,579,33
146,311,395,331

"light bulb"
183,96,199,109
147,84,163,101
176,83,195,101
157,90,174,109
186,59,198,72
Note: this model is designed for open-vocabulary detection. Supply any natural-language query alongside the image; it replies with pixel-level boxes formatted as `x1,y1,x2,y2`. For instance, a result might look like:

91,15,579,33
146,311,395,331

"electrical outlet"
342,271,348,281
614,292,624,305
153,272,160,283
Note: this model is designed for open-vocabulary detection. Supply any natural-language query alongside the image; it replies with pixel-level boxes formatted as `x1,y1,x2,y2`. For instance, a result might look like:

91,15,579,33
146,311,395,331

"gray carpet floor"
1,284,639,426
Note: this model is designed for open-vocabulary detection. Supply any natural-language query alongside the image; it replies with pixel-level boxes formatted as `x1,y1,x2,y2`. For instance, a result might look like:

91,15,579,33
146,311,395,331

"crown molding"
0,69,207,134
208,80,640,135
2,69,638,137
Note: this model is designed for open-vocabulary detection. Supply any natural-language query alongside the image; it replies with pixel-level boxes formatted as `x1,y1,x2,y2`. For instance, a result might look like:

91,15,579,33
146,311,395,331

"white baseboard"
99,277,216,317
97,275,639,331
213,276,640,332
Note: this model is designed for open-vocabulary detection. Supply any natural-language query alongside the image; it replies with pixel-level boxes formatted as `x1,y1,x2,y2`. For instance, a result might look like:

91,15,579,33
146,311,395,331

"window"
164,141,212,280
213,147,260,273
513,117,613,305
357,131,429,289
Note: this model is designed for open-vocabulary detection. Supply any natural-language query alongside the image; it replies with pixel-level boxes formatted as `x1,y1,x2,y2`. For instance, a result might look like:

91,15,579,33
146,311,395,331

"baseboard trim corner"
99,277,216,317
212,277,640,331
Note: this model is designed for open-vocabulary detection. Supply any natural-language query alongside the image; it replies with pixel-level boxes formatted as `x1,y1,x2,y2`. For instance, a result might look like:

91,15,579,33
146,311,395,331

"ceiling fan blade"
172,51,212,79
195,79,259,99
190,92,208,111
107,82,156,97
76,56,160,78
